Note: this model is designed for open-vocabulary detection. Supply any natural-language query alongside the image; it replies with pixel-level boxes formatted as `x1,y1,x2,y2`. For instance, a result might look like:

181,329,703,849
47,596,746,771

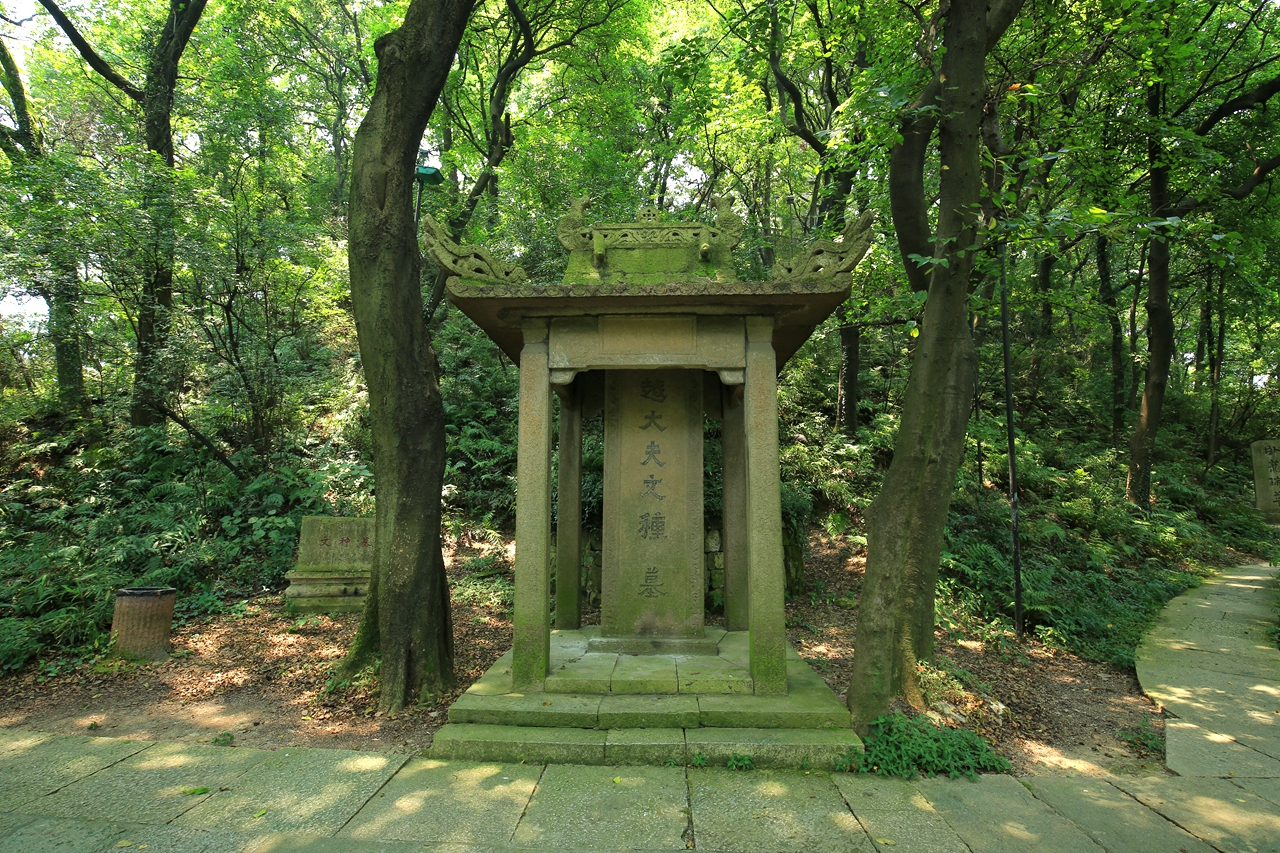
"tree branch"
1194,72,1280,136
36,0,142,102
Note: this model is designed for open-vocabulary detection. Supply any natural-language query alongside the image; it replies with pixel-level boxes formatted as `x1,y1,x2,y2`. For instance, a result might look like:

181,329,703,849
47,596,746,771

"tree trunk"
1204,269,1227,472
847,0,998,731
1127,83,1175,507
1095,235,1124,438
343,0,474,712
45,266,86,414
838,324,860,435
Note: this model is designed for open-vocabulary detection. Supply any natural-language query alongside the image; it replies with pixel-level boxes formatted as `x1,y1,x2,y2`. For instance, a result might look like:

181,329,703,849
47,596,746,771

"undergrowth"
836,711,1011,779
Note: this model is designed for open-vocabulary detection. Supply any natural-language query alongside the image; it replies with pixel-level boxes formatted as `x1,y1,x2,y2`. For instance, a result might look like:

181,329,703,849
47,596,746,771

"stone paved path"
1,564,1277,853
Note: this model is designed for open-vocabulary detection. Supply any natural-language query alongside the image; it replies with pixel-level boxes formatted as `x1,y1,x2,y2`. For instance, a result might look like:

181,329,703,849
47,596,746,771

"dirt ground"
0,534,1168,776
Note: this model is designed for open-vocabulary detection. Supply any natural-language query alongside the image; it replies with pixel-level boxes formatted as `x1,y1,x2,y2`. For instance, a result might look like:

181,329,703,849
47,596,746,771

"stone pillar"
554,381,583,629
744,316,788,694
721,382,749,631
513,319,553,690
601,369,705,640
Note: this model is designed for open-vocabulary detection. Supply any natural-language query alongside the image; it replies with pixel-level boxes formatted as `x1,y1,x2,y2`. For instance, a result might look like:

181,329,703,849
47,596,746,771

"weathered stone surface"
0,735,151,812
602,369,704,642
685,728,862,770
597,695,700,729
609,654,679,694
1110,775,1280,853
687,768,873,853
833,775,969,853
429,725,606,765
284,517,374,615
744,316,788,694
604,728,686,766
676,654,753,694
340,759,539,846
1024,777,1216,853
447,692,600,728
543,652,616,694
512,319,553,690
917,775,1105,853
1251,439,1280,522
175,747,405,835
511,764,690,849
34,741,270,823
555,382,583,630
1165,720,1280,777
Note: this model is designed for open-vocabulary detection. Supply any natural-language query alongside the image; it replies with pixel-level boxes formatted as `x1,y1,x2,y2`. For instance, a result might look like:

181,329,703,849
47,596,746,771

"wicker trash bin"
111,587,177,660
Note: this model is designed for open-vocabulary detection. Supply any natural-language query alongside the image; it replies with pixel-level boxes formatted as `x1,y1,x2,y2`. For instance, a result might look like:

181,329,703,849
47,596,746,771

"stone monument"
422,200,874,767
1251,440,1280,524
284,516,374,613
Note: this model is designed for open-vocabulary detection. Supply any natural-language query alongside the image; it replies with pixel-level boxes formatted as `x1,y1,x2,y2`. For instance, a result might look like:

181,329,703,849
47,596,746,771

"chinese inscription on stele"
602,369,704,638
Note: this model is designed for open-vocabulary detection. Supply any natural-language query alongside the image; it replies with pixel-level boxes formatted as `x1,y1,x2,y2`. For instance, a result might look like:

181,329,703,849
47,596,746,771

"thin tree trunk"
838,324,860,435
1095,235,1124,438
1204,269,1227,472
343,0,474,712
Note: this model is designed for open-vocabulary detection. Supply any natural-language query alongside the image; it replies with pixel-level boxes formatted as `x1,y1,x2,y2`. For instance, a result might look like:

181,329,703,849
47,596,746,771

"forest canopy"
1,0,1278,707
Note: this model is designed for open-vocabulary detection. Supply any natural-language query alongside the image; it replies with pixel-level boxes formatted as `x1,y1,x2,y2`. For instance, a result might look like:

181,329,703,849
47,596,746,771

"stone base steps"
430,724,862,770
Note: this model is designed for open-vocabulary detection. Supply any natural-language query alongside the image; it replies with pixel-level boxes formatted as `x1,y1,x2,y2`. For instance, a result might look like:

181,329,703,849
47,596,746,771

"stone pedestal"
284,517,374,614
1251,440,1280,524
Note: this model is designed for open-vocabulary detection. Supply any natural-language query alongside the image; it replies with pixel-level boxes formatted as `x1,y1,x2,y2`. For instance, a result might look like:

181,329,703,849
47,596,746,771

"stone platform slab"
448,631,851,731
429,724,862,770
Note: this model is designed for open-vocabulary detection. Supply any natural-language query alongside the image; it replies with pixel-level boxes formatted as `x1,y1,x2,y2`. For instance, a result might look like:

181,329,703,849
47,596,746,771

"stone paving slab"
35,740,271,824
917,775,1104,853
1165,719,1280,777
340,758,540,847
0,813,133,853
1110,775,1280,853
0,734,152,812
687,768,872,853
831,775,968,853
510,764,691,849
1233,776,1280,807
175,747,406,836
1023,776,1216,853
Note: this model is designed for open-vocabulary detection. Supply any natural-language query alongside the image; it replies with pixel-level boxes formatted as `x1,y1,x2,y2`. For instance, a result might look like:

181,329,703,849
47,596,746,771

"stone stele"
284,516,374,613
1250,440,1280,523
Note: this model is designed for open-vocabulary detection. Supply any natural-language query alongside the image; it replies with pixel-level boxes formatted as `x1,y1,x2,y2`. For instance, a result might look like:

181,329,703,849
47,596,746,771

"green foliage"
690,752,708,768
726,753,754,770
939,425,1276,666
844,711,1011,780
212,731,234,747
1117,717,1165,757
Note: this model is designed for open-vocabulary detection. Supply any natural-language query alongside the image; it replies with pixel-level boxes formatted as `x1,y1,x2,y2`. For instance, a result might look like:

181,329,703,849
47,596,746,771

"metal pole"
999,239,1024,640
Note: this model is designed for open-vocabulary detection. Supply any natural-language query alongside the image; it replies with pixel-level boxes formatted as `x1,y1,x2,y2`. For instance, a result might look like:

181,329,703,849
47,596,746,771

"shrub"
843,711,1011,780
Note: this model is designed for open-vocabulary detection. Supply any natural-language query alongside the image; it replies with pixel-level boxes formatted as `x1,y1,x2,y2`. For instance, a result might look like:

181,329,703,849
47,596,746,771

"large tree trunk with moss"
342,0,474,713
846,0,1022,732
